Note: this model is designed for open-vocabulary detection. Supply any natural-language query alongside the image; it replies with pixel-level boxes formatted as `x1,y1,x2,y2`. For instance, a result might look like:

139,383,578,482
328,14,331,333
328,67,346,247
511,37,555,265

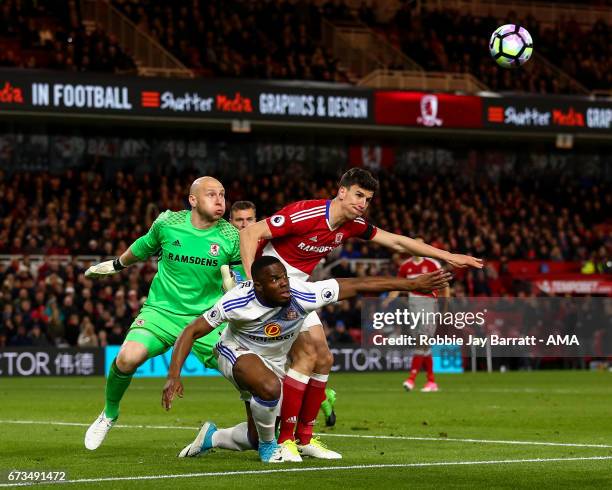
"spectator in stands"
9,324,31,346
77,316,99,347
29,324,51,346
327,320,355,344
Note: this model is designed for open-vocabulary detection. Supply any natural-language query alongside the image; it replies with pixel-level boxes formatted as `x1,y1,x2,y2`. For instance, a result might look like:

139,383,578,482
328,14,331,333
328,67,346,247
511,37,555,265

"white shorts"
300,311,322,332
215,338,287,401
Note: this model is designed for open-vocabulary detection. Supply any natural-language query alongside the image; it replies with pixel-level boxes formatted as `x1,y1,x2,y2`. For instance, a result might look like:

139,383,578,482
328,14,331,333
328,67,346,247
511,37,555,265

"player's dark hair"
338,168,379,192
230,200,256,217
251,256,282,281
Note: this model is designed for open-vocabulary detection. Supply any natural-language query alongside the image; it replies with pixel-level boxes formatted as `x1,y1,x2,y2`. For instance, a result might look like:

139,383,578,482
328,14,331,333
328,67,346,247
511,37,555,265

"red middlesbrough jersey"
397,257,443,298
262,199,377,278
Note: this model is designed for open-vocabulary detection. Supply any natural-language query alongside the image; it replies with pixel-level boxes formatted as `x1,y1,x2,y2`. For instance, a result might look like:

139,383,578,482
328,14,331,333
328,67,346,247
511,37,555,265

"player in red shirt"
238,169,482,458
384,239,450,392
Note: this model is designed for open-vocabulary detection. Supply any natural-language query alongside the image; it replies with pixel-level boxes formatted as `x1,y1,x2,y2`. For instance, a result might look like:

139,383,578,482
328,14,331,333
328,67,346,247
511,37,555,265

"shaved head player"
84,176,242,450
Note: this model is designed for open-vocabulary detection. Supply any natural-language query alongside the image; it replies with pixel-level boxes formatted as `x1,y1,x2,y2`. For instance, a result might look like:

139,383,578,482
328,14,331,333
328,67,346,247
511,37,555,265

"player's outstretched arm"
84,248,140,279
336,270,452,301
382,281,450,308
85,212,167,279
239,219,273,279
162,317,214,410
371,229,483,269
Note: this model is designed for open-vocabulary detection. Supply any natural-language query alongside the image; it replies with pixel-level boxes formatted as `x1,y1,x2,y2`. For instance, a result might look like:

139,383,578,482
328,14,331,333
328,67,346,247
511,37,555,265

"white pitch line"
2,456,611,487
15,383,612,395
2,419,612,449
0,420,612,449
0,420,197,431
319,433,612,449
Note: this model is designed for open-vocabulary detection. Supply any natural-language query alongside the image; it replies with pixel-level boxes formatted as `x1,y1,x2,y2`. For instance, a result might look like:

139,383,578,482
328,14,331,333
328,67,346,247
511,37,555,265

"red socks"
408,355,435,383
295,373,328,444
278,369,309,443
423,355,435,383
408,355,423,382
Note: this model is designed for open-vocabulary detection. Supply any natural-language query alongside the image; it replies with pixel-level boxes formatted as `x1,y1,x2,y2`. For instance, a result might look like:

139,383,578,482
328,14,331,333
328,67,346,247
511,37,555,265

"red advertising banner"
532,275,612,295
375,92,483,128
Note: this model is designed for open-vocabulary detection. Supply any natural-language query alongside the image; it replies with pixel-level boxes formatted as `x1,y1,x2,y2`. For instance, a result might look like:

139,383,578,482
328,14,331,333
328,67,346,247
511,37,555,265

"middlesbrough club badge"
209,243,220,256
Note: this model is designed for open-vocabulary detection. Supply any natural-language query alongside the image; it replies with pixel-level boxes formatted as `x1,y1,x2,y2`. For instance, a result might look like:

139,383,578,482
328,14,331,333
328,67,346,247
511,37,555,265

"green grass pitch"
1,371,611,488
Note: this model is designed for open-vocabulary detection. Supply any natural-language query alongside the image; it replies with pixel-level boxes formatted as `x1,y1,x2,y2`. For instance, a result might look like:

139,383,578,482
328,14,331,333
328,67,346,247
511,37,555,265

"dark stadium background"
1,0,610,358
0,0,611,487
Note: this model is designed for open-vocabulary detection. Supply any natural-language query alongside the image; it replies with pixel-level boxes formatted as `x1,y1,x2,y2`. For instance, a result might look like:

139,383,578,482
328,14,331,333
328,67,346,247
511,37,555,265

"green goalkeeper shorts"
124,306,224,370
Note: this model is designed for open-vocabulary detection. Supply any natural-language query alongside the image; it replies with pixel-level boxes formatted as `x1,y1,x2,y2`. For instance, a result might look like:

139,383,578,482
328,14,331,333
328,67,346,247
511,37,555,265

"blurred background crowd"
1,159,609,348
0,0,609,91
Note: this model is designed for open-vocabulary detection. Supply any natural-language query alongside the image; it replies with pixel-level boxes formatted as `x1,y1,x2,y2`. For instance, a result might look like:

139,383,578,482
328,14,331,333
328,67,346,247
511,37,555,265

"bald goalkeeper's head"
188,176,226,224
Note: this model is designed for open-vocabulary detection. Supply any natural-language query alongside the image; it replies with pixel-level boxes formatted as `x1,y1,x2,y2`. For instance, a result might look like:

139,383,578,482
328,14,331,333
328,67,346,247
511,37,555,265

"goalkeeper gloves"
84,257,127,279
220,265,237,292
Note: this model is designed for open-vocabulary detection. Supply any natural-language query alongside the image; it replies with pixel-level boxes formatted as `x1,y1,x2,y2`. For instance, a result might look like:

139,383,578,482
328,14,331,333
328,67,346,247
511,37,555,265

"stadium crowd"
1,0,609,92
374,5,610,93
112,0,348,82
1,163,609,348
0,0,136,73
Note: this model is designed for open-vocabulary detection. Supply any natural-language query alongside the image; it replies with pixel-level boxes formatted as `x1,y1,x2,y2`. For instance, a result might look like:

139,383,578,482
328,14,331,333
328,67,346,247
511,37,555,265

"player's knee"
257,376,281,401
311,335,333,371
290,338,317,373
291,348,317,373
116,343,147,372
315,347,334,372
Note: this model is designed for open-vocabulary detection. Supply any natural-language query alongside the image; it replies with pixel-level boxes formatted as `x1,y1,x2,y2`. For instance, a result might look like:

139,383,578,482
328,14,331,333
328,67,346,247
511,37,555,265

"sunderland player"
383,239,450,392
235,168,482,452
84,177,241,450
162,256,452,462
203,200,336,455
199,199,259,454
230,199,337,425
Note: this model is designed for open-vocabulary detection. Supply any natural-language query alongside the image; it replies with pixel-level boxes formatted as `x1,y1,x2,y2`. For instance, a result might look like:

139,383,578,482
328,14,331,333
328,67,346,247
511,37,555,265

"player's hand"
84,258,126,279
220,265,237,292
411,270,452,294
162,377,184,410
446,254,483,269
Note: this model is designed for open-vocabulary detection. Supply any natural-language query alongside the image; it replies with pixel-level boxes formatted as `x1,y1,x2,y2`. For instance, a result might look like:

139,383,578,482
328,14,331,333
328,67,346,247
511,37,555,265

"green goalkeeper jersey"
130,210,241,316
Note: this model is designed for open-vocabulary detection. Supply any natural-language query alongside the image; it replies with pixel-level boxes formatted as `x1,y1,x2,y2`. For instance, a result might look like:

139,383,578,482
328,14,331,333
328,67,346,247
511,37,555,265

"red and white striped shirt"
261,199,377,279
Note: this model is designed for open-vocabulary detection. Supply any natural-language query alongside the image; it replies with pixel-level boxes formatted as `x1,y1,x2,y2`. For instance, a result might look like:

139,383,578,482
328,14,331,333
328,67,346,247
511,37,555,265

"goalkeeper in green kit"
84,176,240,450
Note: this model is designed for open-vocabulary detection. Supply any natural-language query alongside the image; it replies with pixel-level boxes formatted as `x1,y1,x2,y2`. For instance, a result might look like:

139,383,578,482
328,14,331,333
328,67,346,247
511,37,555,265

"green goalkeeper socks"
104,360,134,420
320,388,336,418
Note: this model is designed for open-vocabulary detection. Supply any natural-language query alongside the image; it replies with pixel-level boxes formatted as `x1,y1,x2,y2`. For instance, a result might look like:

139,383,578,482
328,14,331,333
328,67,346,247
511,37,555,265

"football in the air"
489,24,533,68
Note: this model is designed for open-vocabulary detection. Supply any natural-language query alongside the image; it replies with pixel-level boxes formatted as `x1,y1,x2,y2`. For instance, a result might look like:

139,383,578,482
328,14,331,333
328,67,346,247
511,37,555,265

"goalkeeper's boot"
297,436,342,459
178,421,217,457
84,410,117,450
403,379,415,391
421,382,439,392
320,388,337,427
